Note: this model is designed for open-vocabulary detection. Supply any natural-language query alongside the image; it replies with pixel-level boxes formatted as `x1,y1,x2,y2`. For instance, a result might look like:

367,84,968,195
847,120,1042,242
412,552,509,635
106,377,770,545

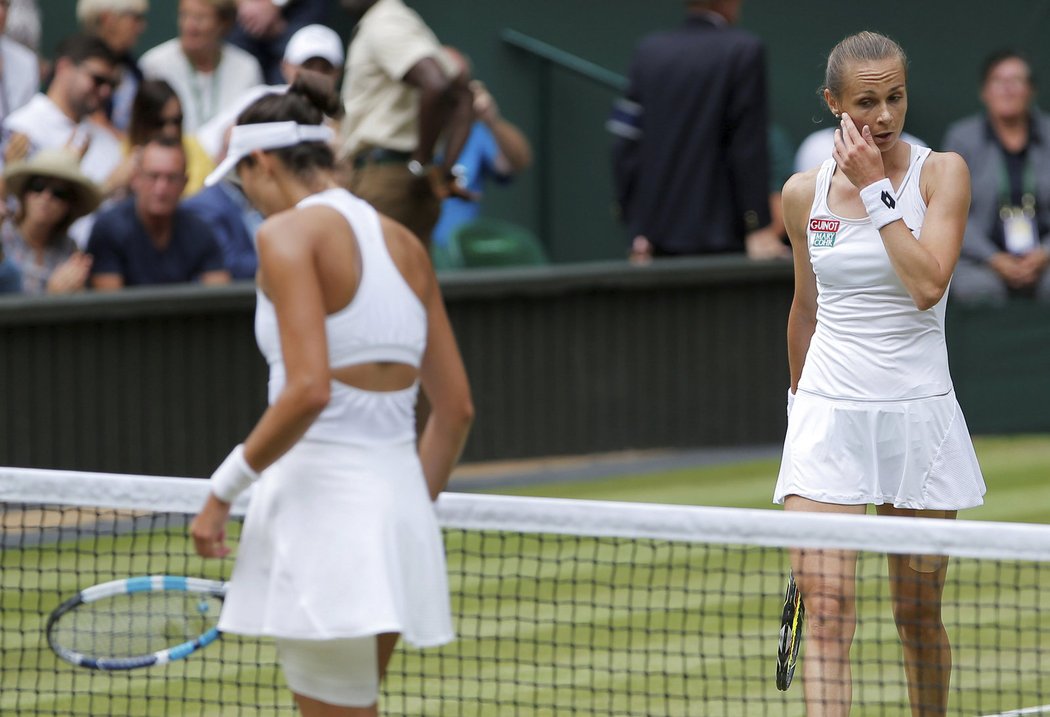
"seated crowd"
4,1,1043,305
0,0,532,294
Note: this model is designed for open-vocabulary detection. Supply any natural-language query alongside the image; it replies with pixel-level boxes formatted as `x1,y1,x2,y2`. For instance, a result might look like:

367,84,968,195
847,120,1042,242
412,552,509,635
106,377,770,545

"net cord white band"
2,466,1049,563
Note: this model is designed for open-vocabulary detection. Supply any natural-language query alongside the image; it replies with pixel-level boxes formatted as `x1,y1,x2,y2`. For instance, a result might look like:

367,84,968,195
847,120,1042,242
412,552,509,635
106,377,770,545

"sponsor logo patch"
808,218,840,248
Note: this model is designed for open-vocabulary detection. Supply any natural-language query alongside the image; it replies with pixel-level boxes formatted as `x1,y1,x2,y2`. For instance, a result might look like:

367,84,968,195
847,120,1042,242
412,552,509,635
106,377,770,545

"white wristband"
787,388,795,418
210,444,260,503
859,178,903,230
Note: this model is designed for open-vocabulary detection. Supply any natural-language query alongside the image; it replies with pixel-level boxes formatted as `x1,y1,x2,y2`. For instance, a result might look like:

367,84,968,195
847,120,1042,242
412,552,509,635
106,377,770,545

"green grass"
3,435,1049,715
482,435,1050,524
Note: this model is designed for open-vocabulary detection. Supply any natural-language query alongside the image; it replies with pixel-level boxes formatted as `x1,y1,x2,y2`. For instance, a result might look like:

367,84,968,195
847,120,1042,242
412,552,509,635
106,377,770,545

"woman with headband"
190,72,474,716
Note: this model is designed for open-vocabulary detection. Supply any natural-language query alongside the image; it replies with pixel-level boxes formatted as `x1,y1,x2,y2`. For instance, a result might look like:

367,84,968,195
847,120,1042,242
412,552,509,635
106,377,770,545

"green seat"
450,219,548,268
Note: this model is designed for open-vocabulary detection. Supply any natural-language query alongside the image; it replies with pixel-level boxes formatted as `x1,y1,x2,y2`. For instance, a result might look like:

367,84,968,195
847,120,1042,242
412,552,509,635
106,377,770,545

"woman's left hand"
833,113,887,189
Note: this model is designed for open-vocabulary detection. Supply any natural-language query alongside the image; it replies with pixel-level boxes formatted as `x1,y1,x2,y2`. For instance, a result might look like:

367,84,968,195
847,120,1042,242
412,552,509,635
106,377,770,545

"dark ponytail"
236,70,343,177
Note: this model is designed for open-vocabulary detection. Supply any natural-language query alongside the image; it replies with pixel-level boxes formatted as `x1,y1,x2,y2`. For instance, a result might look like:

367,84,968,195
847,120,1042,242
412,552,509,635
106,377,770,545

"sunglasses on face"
83,68,117,91
26,177,75,202
157,115,184,129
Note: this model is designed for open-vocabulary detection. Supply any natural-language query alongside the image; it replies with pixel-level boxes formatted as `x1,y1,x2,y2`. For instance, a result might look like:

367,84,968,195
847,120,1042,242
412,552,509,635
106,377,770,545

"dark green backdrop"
40,1,1050,262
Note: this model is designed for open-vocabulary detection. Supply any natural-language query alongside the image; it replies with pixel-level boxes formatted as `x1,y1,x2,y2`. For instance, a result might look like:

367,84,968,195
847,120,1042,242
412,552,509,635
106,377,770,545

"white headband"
204,121,335,187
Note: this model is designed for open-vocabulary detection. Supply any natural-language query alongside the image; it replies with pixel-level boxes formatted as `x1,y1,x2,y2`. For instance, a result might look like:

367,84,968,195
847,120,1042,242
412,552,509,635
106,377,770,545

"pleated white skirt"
219,439,454,647
774,390,986,510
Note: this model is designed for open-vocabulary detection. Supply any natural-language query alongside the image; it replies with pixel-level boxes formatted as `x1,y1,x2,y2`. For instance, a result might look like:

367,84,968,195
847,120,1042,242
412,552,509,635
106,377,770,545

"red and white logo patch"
808,218,840,247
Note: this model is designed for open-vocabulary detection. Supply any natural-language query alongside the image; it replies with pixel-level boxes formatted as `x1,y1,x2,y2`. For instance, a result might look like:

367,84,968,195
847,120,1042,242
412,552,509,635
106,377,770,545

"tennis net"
2,466,1049,716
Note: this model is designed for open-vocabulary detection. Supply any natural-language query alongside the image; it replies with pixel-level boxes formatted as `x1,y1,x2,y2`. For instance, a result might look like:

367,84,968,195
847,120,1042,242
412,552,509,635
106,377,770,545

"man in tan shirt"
339,0,473,246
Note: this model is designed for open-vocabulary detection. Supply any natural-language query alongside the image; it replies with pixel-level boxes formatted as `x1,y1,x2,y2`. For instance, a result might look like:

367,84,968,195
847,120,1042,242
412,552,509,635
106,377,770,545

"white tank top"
799,145,954,401
254,188,426,445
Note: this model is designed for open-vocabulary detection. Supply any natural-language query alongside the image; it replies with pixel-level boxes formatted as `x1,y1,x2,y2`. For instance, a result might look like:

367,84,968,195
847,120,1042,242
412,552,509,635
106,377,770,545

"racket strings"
50,592,222,658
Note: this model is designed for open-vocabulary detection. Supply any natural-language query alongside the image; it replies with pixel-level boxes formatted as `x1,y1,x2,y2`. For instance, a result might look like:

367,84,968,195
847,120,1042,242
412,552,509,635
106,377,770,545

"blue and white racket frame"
46,575,228,671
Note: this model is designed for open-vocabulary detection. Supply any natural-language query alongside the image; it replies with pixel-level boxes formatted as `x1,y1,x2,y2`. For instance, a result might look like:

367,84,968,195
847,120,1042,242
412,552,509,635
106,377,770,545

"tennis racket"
46,575,227,671
776,570,805,691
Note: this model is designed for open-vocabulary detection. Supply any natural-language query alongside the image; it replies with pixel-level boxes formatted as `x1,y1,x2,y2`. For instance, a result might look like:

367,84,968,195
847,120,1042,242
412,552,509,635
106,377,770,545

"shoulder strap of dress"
810,158,836,217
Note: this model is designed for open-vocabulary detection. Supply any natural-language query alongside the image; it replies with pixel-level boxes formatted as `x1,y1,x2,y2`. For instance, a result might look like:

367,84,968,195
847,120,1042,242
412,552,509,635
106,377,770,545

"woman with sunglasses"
126,79,214,196
1,148,102,294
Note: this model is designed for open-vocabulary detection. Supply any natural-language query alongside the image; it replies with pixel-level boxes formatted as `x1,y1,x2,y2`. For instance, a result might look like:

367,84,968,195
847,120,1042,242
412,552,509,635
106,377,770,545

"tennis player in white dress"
774,31,985,717
190,72,474,717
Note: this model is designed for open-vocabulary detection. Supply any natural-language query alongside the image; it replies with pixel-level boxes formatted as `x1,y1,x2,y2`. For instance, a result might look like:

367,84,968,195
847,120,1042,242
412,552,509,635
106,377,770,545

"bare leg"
293,633,402,717
785,495,866,716
877,506,956,716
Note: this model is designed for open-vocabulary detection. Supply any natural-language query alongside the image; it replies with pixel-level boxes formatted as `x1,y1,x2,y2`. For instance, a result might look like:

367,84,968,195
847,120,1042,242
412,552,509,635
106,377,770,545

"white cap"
204,121,335,187
283,24,345,67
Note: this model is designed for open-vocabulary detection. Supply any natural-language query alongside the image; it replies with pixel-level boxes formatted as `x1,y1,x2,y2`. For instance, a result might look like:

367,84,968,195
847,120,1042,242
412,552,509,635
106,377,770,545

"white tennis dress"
774,146,987,509
219,188,454,647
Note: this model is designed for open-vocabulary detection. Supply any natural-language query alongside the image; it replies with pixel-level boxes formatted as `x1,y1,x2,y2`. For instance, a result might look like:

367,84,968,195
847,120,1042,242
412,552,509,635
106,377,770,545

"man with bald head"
611,0,785,261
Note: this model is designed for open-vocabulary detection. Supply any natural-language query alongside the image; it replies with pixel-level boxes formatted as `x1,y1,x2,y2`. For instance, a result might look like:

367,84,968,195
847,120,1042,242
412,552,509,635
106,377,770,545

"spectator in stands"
139,0,263,133
2,34,123,195
767,122,795,242
183,126,261,279
128,79,214,195
943,50,1050,303
76,0,149,137
227,0,330,85
338,0,474,246
86,137,230,288
5,0,39,55
610,0,787,262
431,48,532,263
195,22,344,163
0,0,39,131
794,125,926,172
1,148,100,294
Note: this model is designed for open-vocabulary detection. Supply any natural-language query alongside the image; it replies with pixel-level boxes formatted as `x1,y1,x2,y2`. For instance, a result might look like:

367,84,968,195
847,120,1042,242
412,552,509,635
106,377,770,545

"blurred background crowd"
0,0,1047,306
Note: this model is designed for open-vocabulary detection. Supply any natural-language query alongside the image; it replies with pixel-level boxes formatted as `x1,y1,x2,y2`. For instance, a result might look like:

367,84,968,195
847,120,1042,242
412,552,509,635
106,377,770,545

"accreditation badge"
1001,206,1038,255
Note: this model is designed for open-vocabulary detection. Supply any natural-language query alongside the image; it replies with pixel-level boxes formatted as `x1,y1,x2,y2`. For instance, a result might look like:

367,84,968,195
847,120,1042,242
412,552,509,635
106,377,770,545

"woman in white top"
140,0,263,132
776,31,985,716
190,72,474,717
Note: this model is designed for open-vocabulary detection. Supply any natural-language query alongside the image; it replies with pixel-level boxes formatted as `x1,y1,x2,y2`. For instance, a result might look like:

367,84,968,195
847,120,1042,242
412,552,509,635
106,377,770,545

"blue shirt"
432,122,510,248
86,198,226,286
183,182,262,280
0,255,21,293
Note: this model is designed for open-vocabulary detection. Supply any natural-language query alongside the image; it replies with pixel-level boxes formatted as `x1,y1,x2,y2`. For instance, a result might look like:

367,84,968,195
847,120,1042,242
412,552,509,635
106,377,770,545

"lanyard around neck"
185,51,221,129
997,145,1037,209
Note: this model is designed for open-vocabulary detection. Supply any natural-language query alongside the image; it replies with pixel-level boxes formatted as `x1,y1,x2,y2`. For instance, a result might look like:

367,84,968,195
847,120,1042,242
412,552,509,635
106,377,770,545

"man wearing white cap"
228,0,329,85
194,23,343,163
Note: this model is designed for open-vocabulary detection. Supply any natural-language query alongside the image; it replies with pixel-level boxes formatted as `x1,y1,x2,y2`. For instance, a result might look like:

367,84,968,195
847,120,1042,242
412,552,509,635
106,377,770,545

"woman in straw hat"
2,148,102,294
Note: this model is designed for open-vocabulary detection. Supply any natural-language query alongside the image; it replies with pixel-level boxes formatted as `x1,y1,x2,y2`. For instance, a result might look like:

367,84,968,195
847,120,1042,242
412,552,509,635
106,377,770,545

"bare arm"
836,114,969,310
199,269,232,285
472,81,532,175
240,215,332,470
782,171,819,391
403,56,455,167
191,211,333,557
380,216,474,498
90,273,125,291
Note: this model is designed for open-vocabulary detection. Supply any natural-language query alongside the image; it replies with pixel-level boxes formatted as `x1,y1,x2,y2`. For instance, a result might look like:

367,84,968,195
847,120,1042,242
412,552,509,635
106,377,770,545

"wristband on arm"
210,444,260,503
859,178,903,230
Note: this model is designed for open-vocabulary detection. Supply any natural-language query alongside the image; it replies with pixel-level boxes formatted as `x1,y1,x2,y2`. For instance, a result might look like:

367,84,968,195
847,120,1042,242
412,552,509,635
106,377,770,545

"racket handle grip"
210,444,261,503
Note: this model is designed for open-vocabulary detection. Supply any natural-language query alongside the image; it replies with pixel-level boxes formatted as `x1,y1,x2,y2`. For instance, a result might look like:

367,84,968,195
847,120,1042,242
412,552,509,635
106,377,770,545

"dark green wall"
38,2,1050,262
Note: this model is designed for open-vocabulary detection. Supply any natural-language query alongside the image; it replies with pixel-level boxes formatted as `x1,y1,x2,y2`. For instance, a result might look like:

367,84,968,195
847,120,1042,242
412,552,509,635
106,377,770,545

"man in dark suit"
610,0,787,261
